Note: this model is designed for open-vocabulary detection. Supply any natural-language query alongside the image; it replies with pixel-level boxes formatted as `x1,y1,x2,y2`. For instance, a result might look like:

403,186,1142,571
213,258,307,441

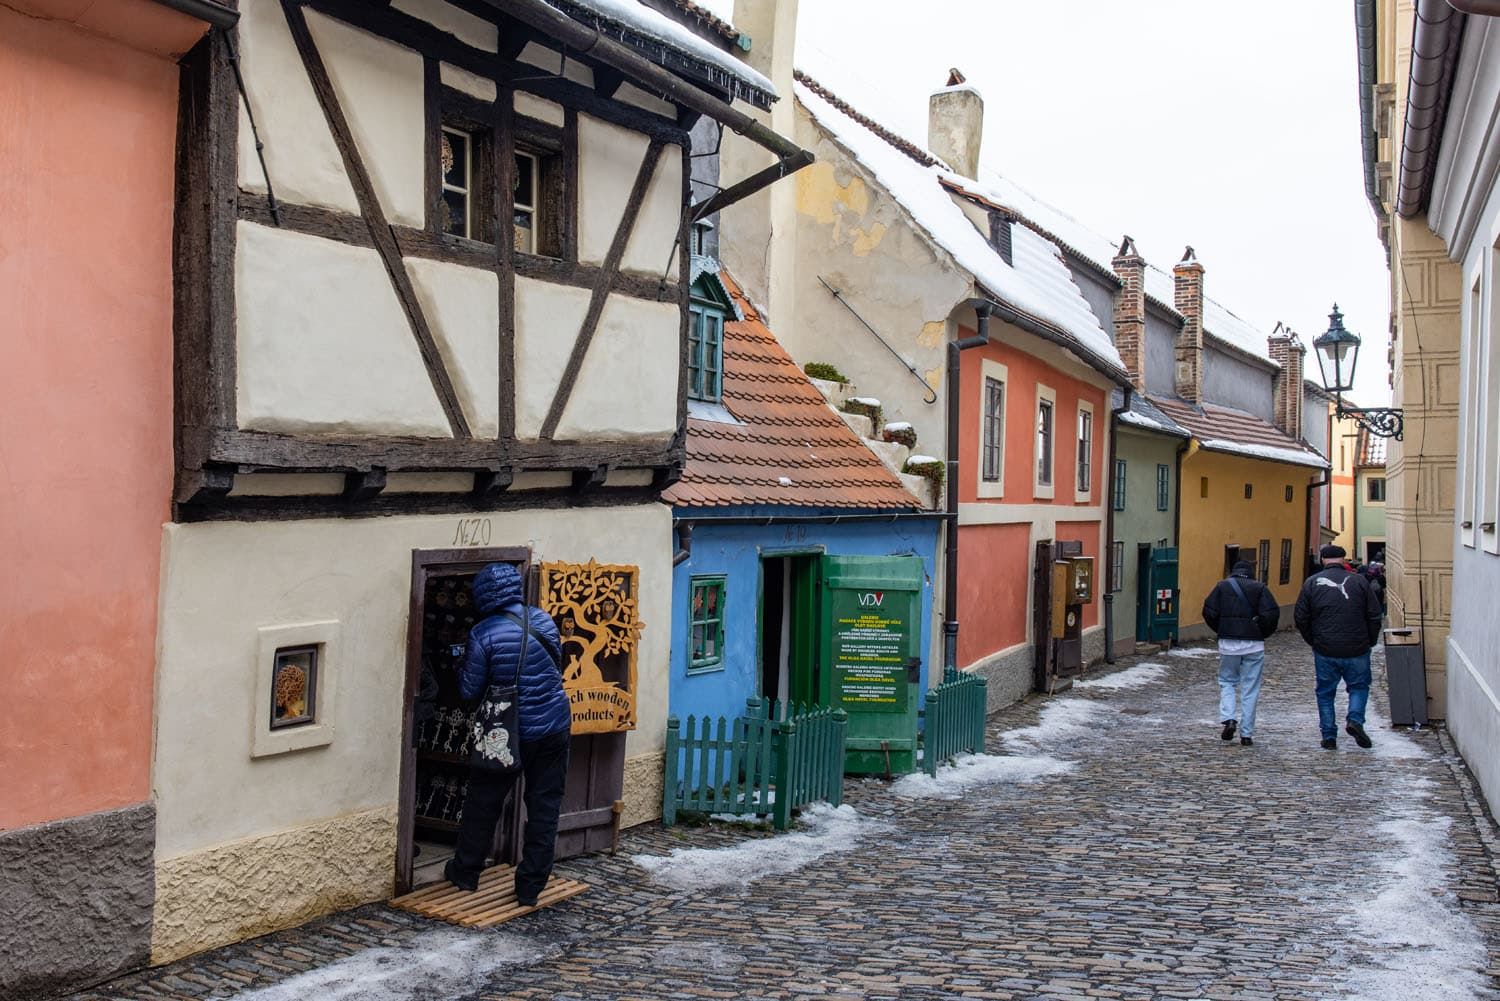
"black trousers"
451,728,571,899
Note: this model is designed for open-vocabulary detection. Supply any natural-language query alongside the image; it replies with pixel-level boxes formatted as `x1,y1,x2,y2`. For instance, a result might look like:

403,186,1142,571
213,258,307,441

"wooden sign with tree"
539,560,642,733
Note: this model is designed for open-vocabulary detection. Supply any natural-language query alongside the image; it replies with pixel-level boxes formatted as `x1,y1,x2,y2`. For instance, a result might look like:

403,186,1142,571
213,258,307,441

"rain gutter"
979,288,1132,389
1355,0,1383,219
1396,0,1467,218
942,304,991,681
476,0,814,220
150,0,239,28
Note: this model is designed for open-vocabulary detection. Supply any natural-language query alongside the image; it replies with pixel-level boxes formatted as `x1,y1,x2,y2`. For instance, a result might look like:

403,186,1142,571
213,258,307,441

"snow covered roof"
544,0,773,105
1111,389,1191,439
793,73,1126,382
1151,395,1328,469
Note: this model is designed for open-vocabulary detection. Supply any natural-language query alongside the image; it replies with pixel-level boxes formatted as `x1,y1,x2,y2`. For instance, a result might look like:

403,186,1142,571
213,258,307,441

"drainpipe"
1354,0,1382,220
1306,472,1330,577
1396,0,1467,218
672,522,694,567
942,303,991,682
1446,0,1500,15
149,0,239,28
1102,388,1132,663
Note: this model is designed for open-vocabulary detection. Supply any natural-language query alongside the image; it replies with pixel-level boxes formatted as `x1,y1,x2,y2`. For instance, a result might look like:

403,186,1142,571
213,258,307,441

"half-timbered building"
153,0,803,962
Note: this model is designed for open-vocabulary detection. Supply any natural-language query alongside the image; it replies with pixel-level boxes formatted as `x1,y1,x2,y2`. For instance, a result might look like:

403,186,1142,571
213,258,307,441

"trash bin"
1383,627,1427,726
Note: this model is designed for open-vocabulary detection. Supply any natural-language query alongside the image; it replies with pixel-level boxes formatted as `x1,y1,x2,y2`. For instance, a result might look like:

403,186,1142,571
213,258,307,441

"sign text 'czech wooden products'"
539,560,642,733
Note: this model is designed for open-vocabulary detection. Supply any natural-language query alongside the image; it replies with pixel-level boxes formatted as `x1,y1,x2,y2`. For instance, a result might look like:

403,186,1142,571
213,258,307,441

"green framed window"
1156,464,1170,510
688,576,726,672
1113,459,1127,511
688,304,725,403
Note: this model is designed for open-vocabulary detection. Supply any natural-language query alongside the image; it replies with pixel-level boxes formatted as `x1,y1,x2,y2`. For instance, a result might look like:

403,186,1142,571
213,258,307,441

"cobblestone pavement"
71,632,1500,1001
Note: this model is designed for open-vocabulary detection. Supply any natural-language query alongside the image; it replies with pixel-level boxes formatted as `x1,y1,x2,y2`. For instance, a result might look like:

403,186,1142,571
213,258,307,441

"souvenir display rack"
413,574,481,836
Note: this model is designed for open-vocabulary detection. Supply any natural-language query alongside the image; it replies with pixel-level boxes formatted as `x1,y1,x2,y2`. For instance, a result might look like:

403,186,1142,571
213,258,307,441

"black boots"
1321,737,1337,750
1346,722,1373,749
1221,719,1238,741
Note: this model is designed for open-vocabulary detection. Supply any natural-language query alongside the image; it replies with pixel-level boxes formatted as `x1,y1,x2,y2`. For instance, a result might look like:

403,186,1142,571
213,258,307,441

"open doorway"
759,553,818,707
398,547,530,893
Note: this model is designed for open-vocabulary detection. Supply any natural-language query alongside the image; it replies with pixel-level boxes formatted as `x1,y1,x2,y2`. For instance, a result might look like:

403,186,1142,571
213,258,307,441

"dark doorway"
1223,544,1249,578
1134,543,1152,641
759,553,818,707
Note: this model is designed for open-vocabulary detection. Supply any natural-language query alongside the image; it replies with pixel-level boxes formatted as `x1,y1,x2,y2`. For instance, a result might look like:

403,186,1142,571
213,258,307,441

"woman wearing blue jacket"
445,562,572,904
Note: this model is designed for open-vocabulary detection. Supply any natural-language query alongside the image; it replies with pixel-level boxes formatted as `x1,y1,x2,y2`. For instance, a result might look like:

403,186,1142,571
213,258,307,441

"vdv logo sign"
858,592,885,607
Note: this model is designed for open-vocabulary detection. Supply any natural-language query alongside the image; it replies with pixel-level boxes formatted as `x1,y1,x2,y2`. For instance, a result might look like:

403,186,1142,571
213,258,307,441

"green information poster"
830,589,911,713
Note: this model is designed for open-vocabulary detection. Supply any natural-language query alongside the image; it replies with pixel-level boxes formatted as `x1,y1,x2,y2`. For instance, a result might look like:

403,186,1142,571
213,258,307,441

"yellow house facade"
1329,412,1361,554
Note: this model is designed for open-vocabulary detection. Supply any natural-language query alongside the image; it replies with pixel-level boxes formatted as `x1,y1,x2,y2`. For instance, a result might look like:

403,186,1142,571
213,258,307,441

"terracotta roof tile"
1149,395,1328,469
663,270,921,510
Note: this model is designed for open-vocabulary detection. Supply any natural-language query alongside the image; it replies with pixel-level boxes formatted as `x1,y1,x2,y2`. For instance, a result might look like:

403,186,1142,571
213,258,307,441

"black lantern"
1312,304,1403,440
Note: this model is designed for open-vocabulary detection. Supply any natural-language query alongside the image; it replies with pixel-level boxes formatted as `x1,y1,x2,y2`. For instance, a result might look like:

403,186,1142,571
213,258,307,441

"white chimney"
928,68,983,180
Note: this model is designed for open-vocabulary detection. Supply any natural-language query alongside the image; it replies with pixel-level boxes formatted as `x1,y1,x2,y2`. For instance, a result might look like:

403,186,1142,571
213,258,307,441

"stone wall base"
621,750,665,829
150,805,397,966
0,802,155,1001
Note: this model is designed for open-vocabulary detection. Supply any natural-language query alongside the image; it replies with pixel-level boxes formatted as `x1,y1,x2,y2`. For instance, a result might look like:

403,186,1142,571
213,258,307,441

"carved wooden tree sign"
539,560,642,733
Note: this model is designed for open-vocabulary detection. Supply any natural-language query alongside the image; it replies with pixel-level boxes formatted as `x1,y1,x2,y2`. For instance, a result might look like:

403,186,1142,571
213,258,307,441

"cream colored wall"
151,503,673,863
577,114,683,275
307,10,425,228
404,256,500,439
236,222,451,437
235,0,357,214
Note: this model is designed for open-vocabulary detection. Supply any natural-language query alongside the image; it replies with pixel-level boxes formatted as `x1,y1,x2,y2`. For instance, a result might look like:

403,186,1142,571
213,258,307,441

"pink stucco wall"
0,3,196,830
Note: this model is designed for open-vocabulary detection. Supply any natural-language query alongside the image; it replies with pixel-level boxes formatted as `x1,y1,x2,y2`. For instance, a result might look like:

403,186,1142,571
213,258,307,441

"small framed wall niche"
252,620,342,758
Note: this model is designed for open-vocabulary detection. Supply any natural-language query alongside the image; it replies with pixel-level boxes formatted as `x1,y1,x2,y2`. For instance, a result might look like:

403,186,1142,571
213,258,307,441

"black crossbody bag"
1226,577,1267,639
468,611,531,775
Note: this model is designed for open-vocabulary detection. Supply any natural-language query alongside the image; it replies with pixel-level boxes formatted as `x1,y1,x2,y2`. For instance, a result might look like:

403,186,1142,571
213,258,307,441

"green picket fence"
921,670,988,776
662,697,848,830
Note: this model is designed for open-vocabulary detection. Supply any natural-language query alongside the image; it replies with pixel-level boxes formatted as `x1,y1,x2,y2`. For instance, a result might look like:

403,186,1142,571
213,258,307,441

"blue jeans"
1218,652,1265,737
1314,653,1371,741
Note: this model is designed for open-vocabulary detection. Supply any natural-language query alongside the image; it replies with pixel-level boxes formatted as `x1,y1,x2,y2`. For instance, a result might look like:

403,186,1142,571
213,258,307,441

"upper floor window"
1035,387,1056,496
1368,477,1386,502
1113,459,1127,512
688,304,725,403
982,377,1004,483
1076,405,1094,498
441,126,477,240
1156,464,1170,511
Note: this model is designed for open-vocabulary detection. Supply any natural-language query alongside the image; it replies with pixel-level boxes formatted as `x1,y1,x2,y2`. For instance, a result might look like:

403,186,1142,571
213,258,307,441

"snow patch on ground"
1363,704,1431,759
893,753,1075,799
1163,646,1217,659
1002,698,1110,749
1336,810,1490,1000
227,928,545,1001
1075,662,1168,691
632,804,888,890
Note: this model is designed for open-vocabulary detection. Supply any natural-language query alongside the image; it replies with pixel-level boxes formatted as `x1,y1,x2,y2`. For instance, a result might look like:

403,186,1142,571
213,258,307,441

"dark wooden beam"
495,86,518,441
344,467,388,501
676,143,691,437
474,466,514,497
539,139,666,439
593,65,625,99
424,57,442,233
175,464,236,505
238,191,372,246
562,107,579,262
572,464,609,491
175,484,664,523
282,0,473,438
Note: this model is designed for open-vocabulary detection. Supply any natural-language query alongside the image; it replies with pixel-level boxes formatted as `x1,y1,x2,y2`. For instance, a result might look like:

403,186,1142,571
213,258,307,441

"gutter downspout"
478,0,814,220
1396,0,1467,218
1355,0,1383,220
150,0,239,28
1103,388,1132,664
1306,472,1331,578
943,304,991,682
1446,0,1500,15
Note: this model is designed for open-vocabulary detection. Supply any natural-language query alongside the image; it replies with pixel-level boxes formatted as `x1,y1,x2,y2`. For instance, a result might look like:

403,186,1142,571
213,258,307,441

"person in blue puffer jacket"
445,562,572,904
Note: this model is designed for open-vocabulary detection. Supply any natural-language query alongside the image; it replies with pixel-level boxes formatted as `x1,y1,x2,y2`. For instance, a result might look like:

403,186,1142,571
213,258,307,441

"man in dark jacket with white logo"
446,562,572,904
1294,545,1384,750
1202,560,1280,746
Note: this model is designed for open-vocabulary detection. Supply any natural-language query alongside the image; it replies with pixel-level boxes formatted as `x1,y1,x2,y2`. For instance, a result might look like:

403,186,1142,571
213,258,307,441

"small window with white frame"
1034,384,1056,499
513,149,539,253
977,359,1007,499
1075,401,1094,502
1483,241,1500,553
1463,272,1482,548
440,125,480,240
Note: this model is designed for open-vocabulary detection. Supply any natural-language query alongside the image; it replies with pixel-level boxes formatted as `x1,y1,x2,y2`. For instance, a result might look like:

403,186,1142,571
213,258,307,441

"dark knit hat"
1232,560,1254,576
1319,544,1347,560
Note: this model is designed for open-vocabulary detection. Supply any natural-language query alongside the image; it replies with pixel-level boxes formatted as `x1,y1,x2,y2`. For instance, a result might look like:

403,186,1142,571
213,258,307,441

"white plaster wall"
236,222,451,437
578,116,683,273
306,10,426,228
152,504,673,860
515,93,565,127
404,256,500,438
623,146,684,276
513,277,590,439
391,0,497,52
557,296,680,440
440,62,496,103
235,0,358,214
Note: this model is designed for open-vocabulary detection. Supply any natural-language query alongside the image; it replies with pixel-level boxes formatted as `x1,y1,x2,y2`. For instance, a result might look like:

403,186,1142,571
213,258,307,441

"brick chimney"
1172,246,1204,404
1111,235,1146,391
928,68,983,180
1268,323,1305,439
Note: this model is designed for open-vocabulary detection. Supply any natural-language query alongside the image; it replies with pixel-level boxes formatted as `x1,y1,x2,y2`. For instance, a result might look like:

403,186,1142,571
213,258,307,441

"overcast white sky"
700,0,1393,405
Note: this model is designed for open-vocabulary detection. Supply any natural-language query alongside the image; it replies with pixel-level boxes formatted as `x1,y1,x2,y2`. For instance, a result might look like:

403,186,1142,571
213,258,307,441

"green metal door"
1146,547,1179,643
815,554,924,775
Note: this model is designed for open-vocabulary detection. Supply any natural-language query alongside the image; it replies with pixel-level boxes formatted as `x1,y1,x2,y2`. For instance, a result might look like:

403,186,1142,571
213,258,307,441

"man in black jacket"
1202,560,1281,746
1294,545,1384,750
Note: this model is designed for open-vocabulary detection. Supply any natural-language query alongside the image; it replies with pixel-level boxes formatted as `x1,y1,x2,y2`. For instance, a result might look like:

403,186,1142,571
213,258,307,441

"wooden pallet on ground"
390,864,587,928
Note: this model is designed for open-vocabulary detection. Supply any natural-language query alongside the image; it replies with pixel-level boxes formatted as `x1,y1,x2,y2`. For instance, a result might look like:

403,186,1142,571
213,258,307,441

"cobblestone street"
71,633,1500,1001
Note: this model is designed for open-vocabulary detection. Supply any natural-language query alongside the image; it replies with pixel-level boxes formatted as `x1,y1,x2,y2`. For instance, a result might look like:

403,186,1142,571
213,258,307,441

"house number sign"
452,518,492,546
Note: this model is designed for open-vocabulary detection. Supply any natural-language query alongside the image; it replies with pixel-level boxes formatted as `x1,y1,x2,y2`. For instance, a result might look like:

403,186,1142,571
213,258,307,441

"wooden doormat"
391,865,588,928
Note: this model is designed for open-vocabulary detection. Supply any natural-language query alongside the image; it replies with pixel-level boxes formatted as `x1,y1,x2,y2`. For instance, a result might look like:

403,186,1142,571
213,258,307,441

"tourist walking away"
1293,545,1384,750
1202,560,1280,746
447,562,572,905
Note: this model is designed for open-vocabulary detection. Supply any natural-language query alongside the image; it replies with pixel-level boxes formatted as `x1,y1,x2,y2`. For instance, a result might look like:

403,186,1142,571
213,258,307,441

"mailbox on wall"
1067,557,1094,604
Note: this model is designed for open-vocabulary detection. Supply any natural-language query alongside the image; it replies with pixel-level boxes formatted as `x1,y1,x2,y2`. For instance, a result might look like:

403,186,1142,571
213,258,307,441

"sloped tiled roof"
1150,395,1328,469
663,271,922,510
1111,389,1191,439
1357,428,1387,467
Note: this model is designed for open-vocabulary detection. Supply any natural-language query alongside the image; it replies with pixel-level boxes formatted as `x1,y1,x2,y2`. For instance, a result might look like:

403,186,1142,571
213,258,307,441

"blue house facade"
662,268,943,773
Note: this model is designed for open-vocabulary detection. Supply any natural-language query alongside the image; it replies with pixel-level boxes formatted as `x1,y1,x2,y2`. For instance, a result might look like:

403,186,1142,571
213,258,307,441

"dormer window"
691,220,715,257
989,212,1013,266
688,304,724,402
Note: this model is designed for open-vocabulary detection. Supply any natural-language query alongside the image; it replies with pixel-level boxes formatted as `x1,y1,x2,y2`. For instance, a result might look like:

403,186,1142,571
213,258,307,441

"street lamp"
1312,304,1404,440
